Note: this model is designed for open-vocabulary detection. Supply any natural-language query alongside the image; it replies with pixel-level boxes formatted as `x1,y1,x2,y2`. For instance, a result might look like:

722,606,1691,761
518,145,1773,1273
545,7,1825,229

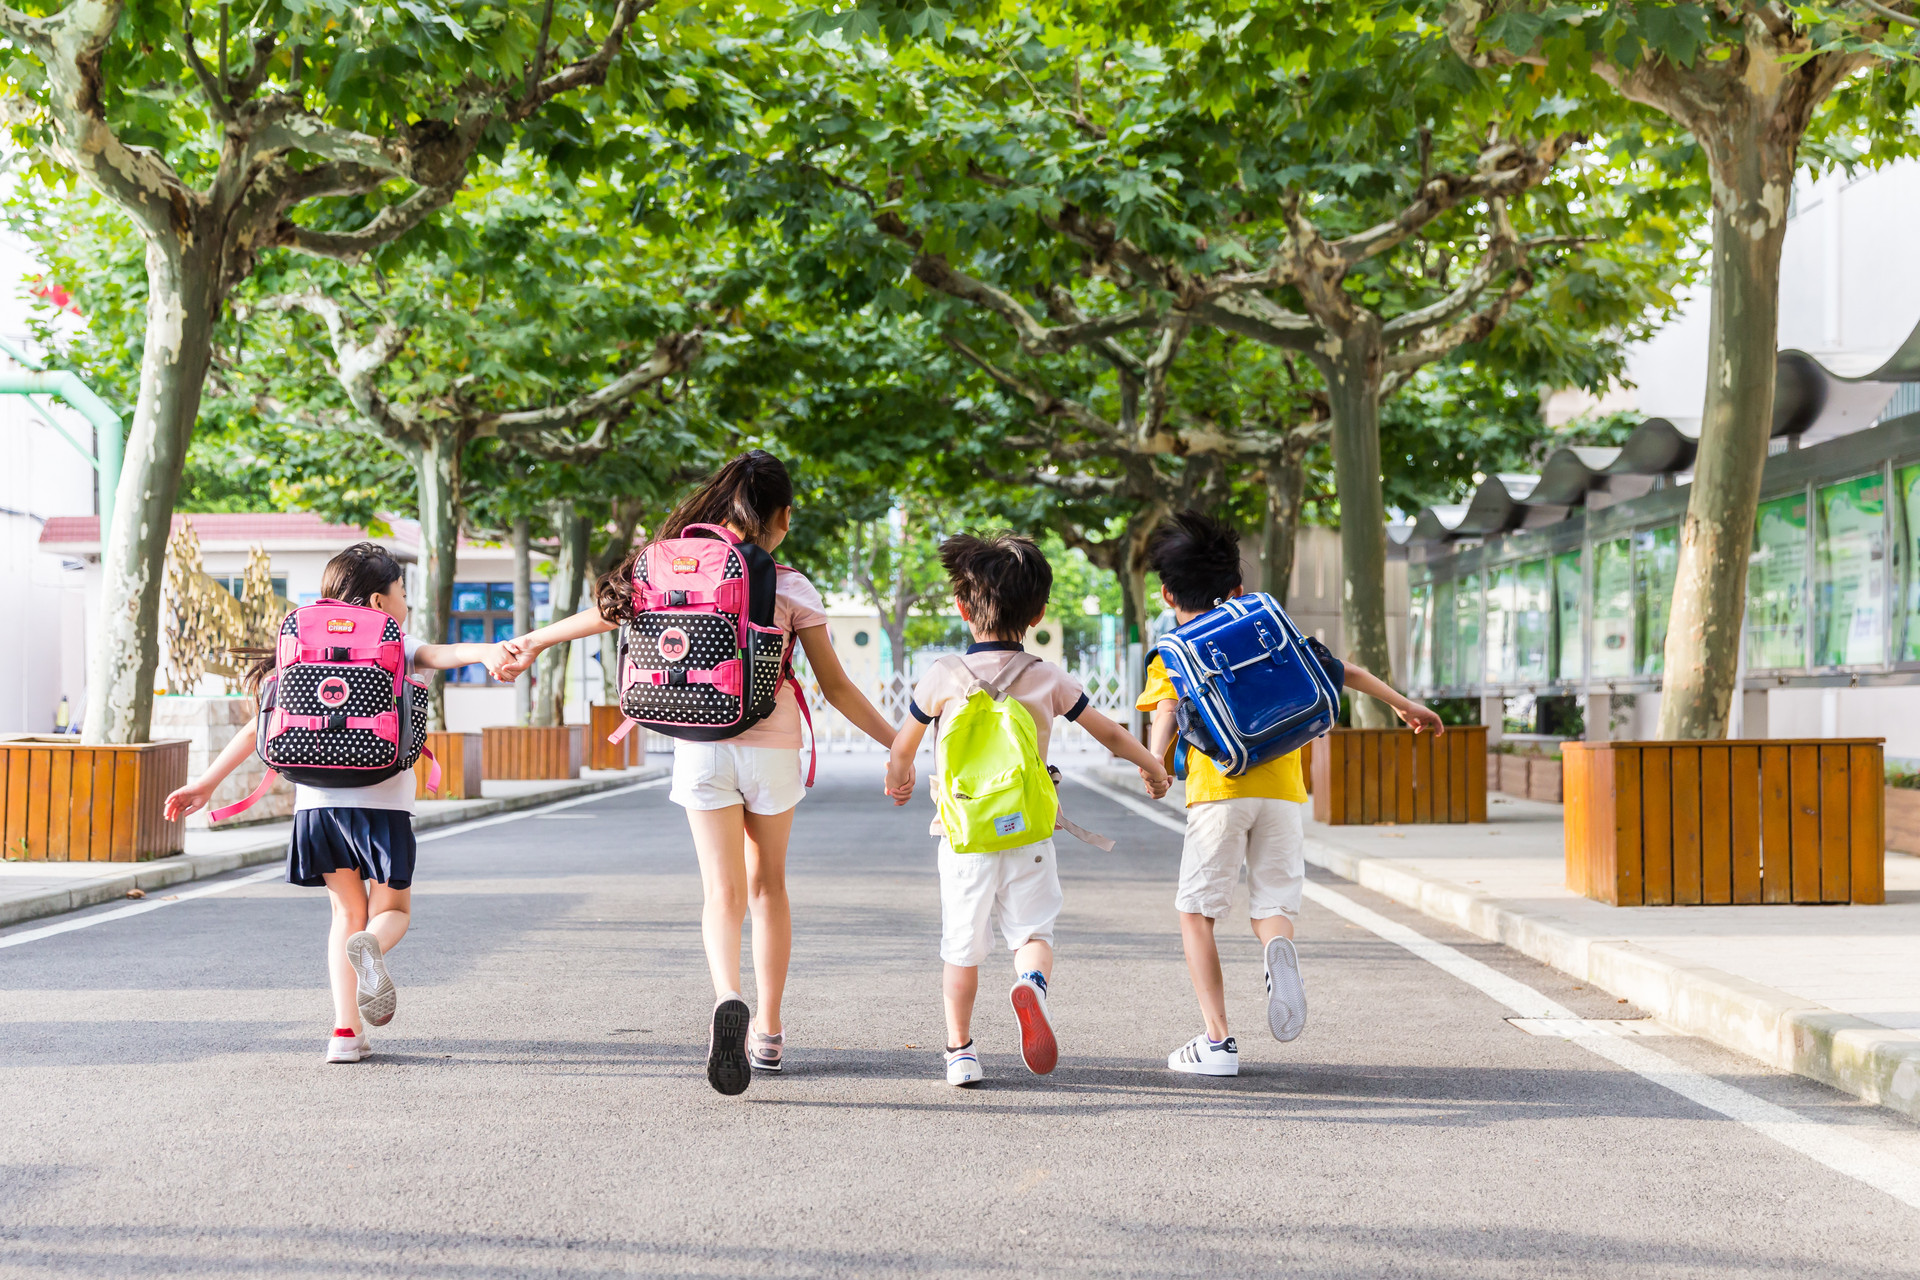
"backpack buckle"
326,712,347,731
667,669,689,687
668,589,689,606
327,646,350,662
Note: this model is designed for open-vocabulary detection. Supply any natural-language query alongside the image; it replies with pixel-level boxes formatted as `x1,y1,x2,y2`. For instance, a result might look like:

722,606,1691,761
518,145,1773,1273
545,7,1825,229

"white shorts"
1177,797,1305,921
670,742,806,816
937,838,1063,968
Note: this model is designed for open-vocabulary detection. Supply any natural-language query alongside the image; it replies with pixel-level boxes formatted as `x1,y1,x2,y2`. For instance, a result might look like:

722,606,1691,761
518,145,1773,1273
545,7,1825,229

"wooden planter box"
0,736,188,861
1563,739,1885,906
1310,726,1487,825
416,732,482,800
1491,754,1565,804
1887,786,1920,856
587,704,644,771
483,726,583,780
1529,757,1563,803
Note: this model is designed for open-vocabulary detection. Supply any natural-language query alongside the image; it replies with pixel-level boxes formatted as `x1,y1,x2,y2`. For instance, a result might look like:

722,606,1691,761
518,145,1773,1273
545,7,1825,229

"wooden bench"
1563,739,1885,905
415,731,482,800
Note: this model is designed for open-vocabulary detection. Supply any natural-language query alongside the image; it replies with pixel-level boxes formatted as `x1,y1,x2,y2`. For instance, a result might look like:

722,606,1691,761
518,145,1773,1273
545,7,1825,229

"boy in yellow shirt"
1137,512,1443,1076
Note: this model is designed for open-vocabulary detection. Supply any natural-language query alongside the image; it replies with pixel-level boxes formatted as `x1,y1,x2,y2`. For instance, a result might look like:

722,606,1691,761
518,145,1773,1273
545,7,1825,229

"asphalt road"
5,754,1920,1279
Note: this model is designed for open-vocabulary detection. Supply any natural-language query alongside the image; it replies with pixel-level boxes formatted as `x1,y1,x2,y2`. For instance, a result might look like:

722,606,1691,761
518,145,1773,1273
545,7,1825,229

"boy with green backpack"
886,533,1170,1087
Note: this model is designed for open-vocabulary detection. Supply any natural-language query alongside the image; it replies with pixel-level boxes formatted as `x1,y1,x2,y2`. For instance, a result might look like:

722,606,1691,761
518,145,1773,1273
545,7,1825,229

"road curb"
0,766,668,931
1079,762,1920,1123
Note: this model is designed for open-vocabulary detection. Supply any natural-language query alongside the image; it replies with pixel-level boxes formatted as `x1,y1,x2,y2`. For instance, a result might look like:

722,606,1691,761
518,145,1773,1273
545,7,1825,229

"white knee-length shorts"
670,742,806,816
937,837,1062,968
1177,796,1305,921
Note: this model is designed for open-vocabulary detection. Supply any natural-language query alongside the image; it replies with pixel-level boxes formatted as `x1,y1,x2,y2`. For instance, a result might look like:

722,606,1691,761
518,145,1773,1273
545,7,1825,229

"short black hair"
1147,510,1242,612
940,532,1052,638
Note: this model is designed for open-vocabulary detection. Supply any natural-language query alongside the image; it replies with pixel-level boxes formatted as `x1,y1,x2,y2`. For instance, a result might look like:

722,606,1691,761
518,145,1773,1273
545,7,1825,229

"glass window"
1747,492,1808,670
1486,565,1518,683
1591,537,1633,678
1895,464,1920,662
1408,582,1433,690
453,582,491,613
1633,525,1678,675
489,583,515,611
1515,558,1550,682
1551,550,1582,682
448,582,519,685
1814,473,1887,667
1454,572,1482,687
1432,578,1456,688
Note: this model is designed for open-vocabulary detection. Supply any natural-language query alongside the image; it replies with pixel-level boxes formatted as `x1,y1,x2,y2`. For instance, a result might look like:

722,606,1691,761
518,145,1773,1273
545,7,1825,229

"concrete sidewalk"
0,765,669,930
1078,764,1920,1124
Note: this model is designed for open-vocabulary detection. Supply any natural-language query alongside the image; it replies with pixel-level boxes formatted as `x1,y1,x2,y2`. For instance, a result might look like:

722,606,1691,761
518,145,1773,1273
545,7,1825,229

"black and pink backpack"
609,524,813,780
211,600,437,822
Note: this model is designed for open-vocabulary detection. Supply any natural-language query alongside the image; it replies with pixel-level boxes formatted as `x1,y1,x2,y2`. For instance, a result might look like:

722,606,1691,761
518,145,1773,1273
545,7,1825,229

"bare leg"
1014,939,1053,983
366,884,411,955
321,871,371,1033
943,963,979,1049
1252,914,1294,944
743,807,796,1036
685,805,749,1000
1180,912,1229,1042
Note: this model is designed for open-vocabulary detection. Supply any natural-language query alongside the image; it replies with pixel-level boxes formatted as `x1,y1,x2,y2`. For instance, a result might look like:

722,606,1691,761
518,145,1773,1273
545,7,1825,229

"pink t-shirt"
730,566,828,749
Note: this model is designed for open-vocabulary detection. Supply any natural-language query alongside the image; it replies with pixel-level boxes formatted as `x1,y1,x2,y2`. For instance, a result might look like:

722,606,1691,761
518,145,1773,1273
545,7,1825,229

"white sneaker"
345,931,396,1027
1169,1033,1239,1076
1264,935,1307,1042
325,1032,371,1064
945,1041,984,1087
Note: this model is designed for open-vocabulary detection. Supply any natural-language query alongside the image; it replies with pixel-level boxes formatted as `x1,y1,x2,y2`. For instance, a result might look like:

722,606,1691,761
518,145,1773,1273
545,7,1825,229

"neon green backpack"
935,654,1060,854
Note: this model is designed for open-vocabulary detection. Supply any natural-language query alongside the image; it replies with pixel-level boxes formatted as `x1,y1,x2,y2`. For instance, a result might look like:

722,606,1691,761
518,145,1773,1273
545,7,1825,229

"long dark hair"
245,542,406,694
594,451,794,623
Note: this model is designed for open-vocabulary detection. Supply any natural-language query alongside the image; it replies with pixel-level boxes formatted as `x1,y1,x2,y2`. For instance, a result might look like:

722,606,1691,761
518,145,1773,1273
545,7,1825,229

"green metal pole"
0,371,125,534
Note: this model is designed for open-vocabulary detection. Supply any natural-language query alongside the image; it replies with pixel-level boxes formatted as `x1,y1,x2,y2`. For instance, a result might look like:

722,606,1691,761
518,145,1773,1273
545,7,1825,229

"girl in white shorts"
500,451,898,1094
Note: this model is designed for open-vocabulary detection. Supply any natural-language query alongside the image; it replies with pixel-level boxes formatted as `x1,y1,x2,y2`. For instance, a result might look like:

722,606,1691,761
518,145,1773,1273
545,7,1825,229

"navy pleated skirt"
287,807,417,890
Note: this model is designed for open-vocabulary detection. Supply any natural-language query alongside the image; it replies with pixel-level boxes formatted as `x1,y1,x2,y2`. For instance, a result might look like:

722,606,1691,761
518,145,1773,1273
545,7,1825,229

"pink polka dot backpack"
608,524,804,758
209,600,436,821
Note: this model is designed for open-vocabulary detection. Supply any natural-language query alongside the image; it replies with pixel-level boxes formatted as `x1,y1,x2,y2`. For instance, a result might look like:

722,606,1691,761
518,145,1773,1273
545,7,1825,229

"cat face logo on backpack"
672,557,699,574
326,618,355,633
316,677,351,709
657,628,690,662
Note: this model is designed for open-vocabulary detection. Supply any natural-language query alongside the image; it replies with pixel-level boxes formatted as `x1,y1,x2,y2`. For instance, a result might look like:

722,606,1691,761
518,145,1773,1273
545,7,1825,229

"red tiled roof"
39,513,407,548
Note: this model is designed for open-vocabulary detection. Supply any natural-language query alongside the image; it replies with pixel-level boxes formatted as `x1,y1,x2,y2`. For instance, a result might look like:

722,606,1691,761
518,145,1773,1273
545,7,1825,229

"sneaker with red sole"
1009,971,1057,1075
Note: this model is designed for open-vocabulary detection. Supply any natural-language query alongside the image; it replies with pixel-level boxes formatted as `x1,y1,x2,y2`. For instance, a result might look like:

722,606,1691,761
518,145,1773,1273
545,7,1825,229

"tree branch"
940,333,1119,440
478,332,703,437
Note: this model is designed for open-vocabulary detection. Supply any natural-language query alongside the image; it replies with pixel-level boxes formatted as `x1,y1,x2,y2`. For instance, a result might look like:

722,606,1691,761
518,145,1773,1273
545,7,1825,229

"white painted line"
1067,770,1920,1212
1508,1018,1675,1038
0,777,670,949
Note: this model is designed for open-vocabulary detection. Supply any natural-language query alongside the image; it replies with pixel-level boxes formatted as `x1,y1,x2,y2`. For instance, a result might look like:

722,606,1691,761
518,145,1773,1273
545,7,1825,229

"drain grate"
1506,1017,1673,1038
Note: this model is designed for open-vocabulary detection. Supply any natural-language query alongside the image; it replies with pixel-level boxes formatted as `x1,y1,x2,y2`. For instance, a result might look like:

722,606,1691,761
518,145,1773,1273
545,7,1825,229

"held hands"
1139,760,1171,801
1398,700,1446,737
884,757,916,806
490,636,538,681
163,781,214,822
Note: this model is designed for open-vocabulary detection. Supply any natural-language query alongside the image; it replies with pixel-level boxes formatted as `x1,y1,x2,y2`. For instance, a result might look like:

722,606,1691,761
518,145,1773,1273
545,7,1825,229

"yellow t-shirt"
1138,655,1307,806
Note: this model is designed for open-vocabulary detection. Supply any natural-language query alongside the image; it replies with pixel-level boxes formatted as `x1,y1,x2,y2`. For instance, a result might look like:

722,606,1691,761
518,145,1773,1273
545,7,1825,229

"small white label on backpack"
995,812,1026,837
657,628,689,662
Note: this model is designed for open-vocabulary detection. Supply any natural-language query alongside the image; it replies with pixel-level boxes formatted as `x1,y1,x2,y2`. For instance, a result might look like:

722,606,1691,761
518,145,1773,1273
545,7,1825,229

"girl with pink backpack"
498,450,900,1095
164,543,512,1064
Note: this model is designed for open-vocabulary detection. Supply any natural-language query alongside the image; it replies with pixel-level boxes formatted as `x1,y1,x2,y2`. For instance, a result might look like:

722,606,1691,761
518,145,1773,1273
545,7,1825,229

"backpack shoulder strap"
972,650,1043,702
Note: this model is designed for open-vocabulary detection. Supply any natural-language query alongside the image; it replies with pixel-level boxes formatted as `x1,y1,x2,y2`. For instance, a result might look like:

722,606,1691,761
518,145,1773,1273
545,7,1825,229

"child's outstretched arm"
164,719,259,821
1343,663,1445,735
1144,702,1178,790
796,625,897,749
1077,707,1171,799
493,604,618,678
414,638,513,674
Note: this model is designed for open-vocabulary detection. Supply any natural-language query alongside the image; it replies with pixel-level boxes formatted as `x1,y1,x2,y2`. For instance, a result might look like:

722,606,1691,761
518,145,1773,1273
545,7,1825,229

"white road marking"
0,777,670,949
1508,1018,1674,1038
1067,770,1920,1211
